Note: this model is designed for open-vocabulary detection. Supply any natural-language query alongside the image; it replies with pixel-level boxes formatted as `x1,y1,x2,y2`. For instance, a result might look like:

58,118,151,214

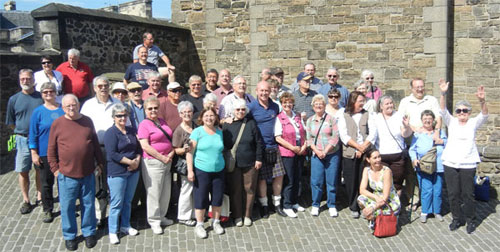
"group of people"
6,32,489,250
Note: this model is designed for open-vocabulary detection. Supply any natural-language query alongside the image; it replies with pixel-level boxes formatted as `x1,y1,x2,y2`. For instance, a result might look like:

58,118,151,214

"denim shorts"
15,135,33,173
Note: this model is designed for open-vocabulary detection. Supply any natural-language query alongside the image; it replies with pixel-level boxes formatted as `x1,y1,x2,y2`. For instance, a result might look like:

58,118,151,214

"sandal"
178,219,196,226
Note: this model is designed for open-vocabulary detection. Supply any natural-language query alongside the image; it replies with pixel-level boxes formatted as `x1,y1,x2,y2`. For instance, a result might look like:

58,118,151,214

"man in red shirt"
56,48,94,104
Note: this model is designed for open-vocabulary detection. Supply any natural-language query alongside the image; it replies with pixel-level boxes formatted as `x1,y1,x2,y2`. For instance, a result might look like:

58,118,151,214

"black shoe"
84,235,97,248
275,206,287,217
260,206,269,219
449,219,464,231
20,202,32,215
96,218,106,229
43,211,54,223
466,222,476,234
65,239,78,251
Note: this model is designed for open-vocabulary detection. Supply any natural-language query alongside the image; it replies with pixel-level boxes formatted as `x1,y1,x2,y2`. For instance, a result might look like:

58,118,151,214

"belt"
16,133,28,137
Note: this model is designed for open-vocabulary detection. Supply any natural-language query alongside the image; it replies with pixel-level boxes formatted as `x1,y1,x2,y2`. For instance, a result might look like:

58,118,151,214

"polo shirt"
6,91,43,134
142,88,169,122
56,61,94,99
317,83,349,108
398,94,440,129
248,99,280,148
213,86,234,106
292,89,317,120
219,93,255,119
80,96,123,144
132,44,165,66
123,62,158,89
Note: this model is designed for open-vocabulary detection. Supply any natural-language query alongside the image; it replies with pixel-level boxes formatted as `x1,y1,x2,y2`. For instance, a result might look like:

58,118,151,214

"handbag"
419,146,437,175
474,176,490,202
373,205,397,238
174,156,188,176
309,113,327,156
224,118,246,173
382,115,408,159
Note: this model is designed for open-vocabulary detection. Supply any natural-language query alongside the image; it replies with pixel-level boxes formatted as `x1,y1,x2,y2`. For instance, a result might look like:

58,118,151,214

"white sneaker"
435,214,444,222
292,204,305,212
235,218,243,227
310,207,319,216
244,217,252,227
195,225,207,239
161,218,174,227
120,226,138,236
212,220,225,235
109,233,119,244
151,225,163,235
283,208,297,218
329,208,338,217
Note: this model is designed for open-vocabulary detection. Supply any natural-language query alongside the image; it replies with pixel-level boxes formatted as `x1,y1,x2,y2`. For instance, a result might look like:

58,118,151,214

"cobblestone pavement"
0,169,499,252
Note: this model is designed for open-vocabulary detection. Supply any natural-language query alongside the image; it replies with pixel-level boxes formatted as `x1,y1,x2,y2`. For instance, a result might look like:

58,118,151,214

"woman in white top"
325,88,344,119
372,95,412,196
353,80,377,114
34,56,64,103
439,80,488,234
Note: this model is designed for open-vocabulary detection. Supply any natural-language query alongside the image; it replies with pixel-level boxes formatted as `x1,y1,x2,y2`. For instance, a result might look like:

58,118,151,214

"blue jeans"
310,150,340,208
108,172,140,234
58,173,96,240
417,171,443,215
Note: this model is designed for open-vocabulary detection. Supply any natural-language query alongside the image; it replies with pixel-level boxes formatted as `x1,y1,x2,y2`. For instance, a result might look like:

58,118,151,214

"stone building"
101,0,153,19
171,0,500,192
0,1,34,53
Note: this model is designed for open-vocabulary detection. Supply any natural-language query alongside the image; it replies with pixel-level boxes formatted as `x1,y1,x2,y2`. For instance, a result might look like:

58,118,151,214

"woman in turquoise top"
187,108,225,239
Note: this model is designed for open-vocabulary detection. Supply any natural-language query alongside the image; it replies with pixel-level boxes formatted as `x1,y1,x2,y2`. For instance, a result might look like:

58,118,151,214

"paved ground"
0,167,499,252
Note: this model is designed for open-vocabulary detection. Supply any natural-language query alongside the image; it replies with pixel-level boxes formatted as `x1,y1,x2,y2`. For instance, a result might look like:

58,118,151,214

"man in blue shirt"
317,67,349,108
124,46,158,90
248,81,286,218
5,69,43,215
290,63,324,92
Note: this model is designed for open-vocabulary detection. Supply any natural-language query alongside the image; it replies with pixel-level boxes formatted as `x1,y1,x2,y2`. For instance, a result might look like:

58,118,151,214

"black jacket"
222,118,263,168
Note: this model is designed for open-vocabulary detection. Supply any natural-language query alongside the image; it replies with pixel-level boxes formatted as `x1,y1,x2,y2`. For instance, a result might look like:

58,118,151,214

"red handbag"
373,206,397,238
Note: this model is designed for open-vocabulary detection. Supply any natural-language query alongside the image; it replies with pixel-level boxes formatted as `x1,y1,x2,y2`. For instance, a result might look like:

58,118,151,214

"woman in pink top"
361,70,382,102
137,96,174,235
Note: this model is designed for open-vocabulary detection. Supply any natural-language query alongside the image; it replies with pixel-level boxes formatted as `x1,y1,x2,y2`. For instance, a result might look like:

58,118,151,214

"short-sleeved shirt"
6,91,43,134
123,62,158,89
56,61,94,99
317,83,349,108
34,70,64,103
372,111,406,155
398,94,440,129
219,93,255,119
248,99,280,148
132,44,165,66
306,113,340,155
293,89,317,120
137,118,173,159
213,86,234,106
180,93,206,121
29,105,65,156
80,96,123,144
189,126,225,173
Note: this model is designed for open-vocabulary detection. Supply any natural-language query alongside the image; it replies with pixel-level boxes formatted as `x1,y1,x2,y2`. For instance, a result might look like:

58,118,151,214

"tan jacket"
342,111,370,159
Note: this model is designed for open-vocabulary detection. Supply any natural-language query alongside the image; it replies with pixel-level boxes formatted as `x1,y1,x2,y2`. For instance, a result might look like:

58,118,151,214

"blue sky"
9,0,172,19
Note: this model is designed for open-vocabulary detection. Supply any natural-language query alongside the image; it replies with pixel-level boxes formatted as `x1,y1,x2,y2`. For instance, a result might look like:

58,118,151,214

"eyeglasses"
147,107,159,111
190,83,202,87
180,110,193,114
328,95,340,99
455,108,470,114
128,88,142,93
114,114,127,118
327,75,338,78
42,90,55,94
170,89,183,93
236,108,246,111
113,91,127,95
97,85,109,89
365,77,375,80
41,61,52,65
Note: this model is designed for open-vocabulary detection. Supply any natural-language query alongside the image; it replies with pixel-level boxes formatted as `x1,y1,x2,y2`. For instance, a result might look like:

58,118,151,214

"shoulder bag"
224,118,246,173
419,146,437,175
309,113,327,156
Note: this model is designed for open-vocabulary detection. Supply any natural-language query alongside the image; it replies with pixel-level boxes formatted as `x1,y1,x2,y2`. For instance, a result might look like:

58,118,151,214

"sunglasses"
236,108,246,111
113,91,127,95
41,61,52,65
97,85,109,89
114,114,127,118
455,108,470,114
365,77,374,80
170,89,183,93
328,95,340,99
147,106,159,111
42,90,55,94
128,88,142,93
327,75,338,78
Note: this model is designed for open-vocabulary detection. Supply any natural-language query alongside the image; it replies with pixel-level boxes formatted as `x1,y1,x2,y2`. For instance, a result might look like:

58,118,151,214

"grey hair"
40,82,56,92
304,63,316,69
188,75,202,85
327,67,338,72
352,79,366,90
232,75,245,84
311,94,326,106
68,48,80,57
142,32,152,39
19,68,33,77
361,70,374,79
111,103,129,118
377,95,394,113
93,75,109,87
203,93,217,104
232,99,249,116
144,96,159,109
62,94,79,106
177,101,194,113
147,71,161,80
455,100,472,111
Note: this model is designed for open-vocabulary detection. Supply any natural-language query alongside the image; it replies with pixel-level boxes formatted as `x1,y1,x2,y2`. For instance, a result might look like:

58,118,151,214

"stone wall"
172,0,500,193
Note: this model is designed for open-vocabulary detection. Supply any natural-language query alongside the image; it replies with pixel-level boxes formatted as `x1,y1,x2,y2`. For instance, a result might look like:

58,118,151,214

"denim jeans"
107,172,140,234
417,171,443,215
15,135,32,172
310,150,340,208
58,173,96,240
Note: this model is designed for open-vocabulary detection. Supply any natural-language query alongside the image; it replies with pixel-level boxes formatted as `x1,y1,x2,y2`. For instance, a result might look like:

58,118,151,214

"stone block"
478,162,496,173
288,5,304,15
311,0,326,6
278,38,299,51
187,12,205,23
250,32,268,46
424,37,447,54
368,51,389,61
216,0,231,8
366,14,390,25
336,42,357,52
333,7,351,16
384,68,401,80
469,27,494,38
367,33,385,43
431,22,448,38
456,38,481,54
307,50,326,60
293,16,314,25
339,24,359,33
206,37,223,49
315,17,344,25
359,26,378,33
232,1,247,8
423,6,447,22
250,5,265,19
390,15,415,24
326,51,345,60
320,24,339,32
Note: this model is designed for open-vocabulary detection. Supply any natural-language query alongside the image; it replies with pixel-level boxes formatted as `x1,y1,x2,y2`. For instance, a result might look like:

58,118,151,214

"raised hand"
476,85,485,102
402,115,410,128
438,78,449,94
